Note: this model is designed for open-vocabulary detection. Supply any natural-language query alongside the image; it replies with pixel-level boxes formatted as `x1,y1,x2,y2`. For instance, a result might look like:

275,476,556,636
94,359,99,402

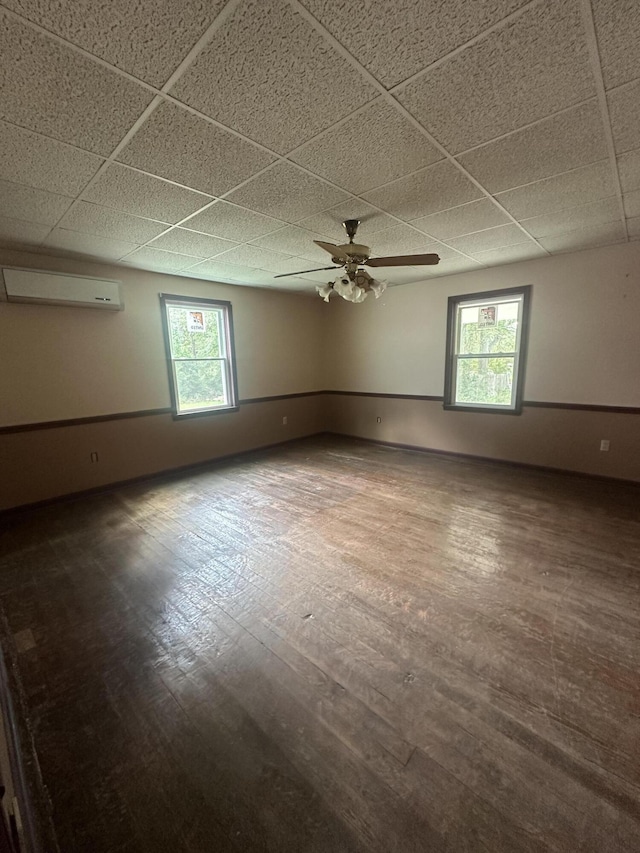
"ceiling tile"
1,0,227,87
618,149,640,194
425,256,486,276
0,14,153,156
171,0,377,154
623,190,640,219
471,242,547,265
365,225,444,256
265,255,329,276
0,120,103,196
363,160,482,220
0,180,73,226
0,214,49,246
43,229,138,260
445,223,530,254
117,102,276,196
298,0,530,89
58,202,169,244
290,99,442,193
181,201,284,242
608,80,640,155
214,244,292,272
520,198,620,238
627,216,640,239
411,198,510,240
538,221,626,253
591,0,640,90
83,164,213,224
250,226,335,262
383,267,431,286
186,260,273,283
224,162,349,222
123,247,204,271
397,2,594,154
459,101,607,192
148,228,237,258
494,160,615,219
299,201,397,238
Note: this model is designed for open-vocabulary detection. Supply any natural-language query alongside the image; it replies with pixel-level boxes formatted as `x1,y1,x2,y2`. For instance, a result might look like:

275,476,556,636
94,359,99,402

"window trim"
443,285,531,415
159,293,240,419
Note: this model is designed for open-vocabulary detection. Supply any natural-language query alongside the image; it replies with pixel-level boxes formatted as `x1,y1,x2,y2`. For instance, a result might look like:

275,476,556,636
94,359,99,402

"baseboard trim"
326,431,640,487
1,432,326,515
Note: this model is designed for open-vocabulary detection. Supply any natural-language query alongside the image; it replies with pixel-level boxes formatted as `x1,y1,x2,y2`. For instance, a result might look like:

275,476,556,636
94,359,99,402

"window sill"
172,405,240,421
443,403,523,415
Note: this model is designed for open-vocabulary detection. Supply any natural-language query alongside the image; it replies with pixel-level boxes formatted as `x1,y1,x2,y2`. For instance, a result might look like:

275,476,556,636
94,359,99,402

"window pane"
455,357,515,406
167,306,223,359
458,301,519,355
175,360,227,411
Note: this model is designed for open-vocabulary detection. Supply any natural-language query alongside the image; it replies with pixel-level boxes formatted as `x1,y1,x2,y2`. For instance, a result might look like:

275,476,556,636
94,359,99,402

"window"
444,286,531,413
160,294,238,417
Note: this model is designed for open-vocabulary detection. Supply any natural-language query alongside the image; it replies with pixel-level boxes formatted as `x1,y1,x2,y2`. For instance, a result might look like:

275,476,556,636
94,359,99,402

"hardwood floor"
0,436,639,852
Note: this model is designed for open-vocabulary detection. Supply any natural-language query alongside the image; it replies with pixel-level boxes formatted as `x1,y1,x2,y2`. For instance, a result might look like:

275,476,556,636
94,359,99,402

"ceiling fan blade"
273,265,341,279
365,253,440,267
314,240,347,260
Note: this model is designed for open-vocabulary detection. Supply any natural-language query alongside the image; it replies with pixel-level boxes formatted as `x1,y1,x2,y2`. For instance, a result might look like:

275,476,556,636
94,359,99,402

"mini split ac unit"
1,267,123,310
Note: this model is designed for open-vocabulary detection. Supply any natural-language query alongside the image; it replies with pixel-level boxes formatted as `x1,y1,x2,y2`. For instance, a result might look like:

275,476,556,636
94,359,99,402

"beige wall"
0,247,324,426
324,241,640,406
323,241,640,481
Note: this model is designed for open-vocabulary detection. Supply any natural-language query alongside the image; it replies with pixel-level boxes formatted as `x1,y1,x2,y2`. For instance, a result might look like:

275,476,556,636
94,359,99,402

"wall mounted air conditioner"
1,267,123,310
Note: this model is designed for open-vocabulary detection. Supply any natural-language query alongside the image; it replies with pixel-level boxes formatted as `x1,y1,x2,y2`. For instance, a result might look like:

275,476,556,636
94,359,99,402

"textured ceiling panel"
591,0,640,90
43,229,138,259
0,121,103,196
471,241,547,265
422,256,485,276
117,102,276,196
383,267,432,285
83,164,213,224
58,202,169,244
459,102,607,193
185,259,270,282
627,216,640,239
123,247,204,270
298,0,530,88
299,201,397,239
214,244,293,272
224,163,349,222
0,214,49,246
608,80,640,155
181,201,285,242
494,160,615,219
363,160,482,220
1,0,227,87
364,225,452,257
171,0,377,154
617,150,640,194
411,198,510,240
445,223,530,254
148,228,238,258
0,14,153,156
0,180,73,226
520,198,620,238
250,226,335,262
290,99,442,194
623,189,640,219
538,221,626,253
397,1,594,154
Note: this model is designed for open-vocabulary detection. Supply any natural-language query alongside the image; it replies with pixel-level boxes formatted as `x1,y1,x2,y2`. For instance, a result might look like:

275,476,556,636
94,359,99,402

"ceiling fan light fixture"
316,282,333,302
369,278,387,299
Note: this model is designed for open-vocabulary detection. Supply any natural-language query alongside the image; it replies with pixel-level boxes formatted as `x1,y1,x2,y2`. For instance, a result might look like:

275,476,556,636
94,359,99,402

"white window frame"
160,294,238,417
444,286,531,414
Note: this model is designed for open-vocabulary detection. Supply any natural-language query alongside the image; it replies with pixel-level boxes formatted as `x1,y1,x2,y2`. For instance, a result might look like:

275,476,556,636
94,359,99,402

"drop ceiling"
0,0,638,292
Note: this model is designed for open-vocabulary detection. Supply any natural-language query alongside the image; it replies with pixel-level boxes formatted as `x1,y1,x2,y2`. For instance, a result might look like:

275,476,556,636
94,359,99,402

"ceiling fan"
274,219,440,302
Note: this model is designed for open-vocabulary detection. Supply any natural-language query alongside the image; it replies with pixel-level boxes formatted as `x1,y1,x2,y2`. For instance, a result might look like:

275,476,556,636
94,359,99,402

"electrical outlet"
282,416,287,425
376,417,382,423
90,451,99,463
600,439,610,452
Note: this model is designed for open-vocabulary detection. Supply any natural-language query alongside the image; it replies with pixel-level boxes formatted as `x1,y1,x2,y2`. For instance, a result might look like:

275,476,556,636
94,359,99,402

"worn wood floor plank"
0,436,639,851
